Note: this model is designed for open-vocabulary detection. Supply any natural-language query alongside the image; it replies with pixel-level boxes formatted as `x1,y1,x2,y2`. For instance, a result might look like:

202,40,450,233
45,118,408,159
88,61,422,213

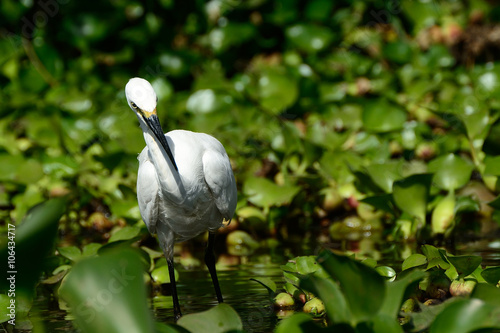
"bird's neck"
141,126,185,199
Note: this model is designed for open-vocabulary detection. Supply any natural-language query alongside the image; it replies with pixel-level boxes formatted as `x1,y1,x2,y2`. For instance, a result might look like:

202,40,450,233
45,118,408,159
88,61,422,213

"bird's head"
125,77,179,171
125,77,158,118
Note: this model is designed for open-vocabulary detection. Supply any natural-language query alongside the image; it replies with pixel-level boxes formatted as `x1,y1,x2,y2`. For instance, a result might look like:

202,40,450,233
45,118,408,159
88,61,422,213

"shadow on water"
153,264,283,333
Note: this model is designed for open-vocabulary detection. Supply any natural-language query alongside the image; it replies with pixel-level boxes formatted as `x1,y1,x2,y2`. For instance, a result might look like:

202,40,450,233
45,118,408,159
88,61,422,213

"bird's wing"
137,151,160,234
202,149,237,221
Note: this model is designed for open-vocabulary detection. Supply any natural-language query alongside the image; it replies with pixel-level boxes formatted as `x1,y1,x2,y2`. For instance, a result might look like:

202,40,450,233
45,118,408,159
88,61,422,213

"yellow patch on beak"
143,108,157,118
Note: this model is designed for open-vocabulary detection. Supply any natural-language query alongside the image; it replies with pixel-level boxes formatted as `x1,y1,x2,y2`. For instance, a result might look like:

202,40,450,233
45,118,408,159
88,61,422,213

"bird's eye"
131,102,139,109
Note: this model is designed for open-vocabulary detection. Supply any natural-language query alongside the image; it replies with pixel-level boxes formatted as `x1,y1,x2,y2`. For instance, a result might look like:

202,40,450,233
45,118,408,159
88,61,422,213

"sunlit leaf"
177,303,243,333
57,246,82,262
59,249,155,333
285,24,334,53
428,154,474,191
402,254,427,271
393,174,432,223
108,226,141,243
362,100,406,133
421,245,450,270
243,177,300,208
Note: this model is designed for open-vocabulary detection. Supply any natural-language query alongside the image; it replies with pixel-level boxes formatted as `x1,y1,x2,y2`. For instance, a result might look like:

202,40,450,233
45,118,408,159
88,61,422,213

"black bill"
144,114,179,171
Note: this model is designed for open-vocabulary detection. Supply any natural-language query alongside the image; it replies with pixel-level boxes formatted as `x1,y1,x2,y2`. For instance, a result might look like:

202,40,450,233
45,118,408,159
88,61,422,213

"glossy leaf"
243,177,300,208
177,303,243,333
430,299,500,333
393,174,433,223
250,277,277,296
362,100,407,133
446,255,482,278
315,251,385,324
365,161,403,193
108,226,141,243
59,249,156,333
481,266,500,285
471,283,500,307
380,269,426,319
275,312,332,333
402,254,427,271
428,154,474,191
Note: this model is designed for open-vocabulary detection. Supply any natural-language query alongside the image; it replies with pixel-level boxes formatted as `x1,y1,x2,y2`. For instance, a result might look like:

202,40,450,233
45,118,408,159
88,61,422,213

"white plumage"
125,77,237,319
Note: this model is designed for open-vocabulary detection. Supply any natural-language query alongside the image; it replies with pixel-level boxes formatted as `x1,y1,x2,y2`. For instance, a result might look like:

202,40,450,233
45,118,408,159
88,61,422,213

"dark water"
153,264,283,333
22,263,284,333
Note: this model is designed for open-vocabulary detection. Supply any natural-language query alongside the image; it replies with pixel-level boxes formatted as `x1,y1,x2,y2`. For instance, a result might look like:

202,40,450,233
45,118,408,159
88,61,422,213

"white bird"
125,77,237,320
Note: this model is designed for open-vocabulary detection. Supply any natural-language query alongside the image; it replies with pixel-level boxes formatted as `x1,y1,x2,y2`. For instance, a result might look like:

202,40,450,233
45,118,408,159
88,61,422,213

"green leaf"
365,161,403,193
177,303,243,333
296,256,320,275
57,246,82,262
481,266,500,285
275,312,333,333
316,251,386,324
363,314,404,333
393,174,433,223
483,155,500,176
151,265,178,284
446,255,482,278
430,299,500,333
0,198,66,292
250,277,276,296
300,274,351,325
285,24,334,53
59,249,156,333
0,294,11,323
471,283,500,307
243,177,300,208
421,245,450,270
82,243,102,257
380,270,426,319
258,71,298,114
362,100,407,133
108,226,141,243
428,154,474,191
402,254,427,271
361,194,396,215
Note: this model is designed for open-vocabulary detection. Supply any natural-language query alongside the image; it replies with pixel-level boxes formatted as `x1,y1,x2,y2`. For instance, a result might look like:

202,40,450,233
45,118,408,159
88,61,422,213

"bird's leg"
205,232,223,303
167,257,182,320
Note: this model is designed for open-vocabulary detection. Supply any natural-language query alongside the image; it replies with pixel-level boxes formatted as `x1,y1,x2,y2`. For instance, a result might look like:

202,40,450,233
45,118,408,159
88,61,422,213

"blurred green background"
2,0,500,330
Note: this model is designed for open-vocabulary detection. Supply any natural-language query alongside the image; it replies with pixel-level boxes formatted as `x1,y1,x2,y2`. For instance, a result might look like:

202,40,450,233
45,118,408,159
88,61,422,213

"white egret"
125,77,237,320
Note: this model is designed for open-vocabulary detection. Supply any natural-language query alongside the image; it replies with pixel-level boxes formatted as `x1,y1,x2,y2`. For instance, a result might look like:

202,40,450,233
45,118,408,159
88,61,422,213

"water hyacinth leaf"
429,299,500,333
57,246,82,262
0,294,11,324
59,249,155,333
365,314,404,333
243,177,300,208
376,266,396,280
177,303,243,333
285,24,334,53
82,243,102,257
380,269,426,319
108,226,141,243
421,245,450,270
402,254,427,271
365,161,403,193
151,265,179,284
431,192,456,235
0,198,66,292
361,194,396,215
446,255,482,278
295,256,320,275
393,174,433,223
471,283,500,307
316,251,385,324
250,277,277,296
258,71,298,114
483,155,500,176
275,312,332,333
362,100,406,133
428,154,474,191
300,274,351,325
481,266,500,285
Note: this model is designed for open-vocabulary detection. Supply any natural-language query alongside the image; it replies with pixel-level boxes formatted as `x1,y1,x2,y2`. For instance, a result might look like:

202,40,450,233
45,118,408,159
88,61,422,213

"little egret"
125,77,237,320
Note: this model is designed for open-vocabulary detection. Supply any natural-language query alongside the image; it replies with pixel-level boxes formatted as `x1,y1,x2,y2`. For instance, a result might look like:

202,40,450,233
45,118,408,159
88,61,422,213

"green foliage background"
2,0,500,251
